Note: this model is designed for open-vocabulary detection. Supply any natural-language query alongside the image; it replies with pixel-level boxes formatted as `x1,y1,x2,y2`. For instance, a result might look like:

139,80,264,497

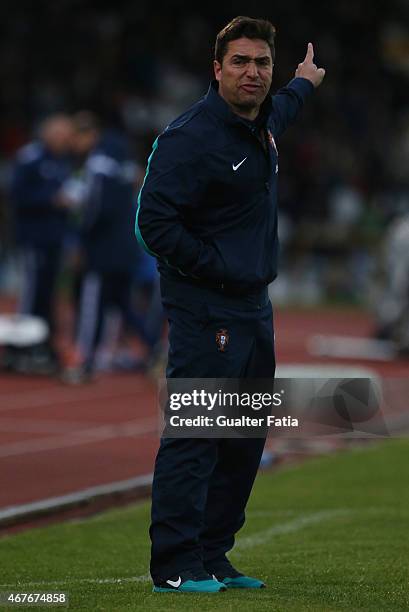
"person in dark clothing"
9,114,74,372
63,112,160,382
137,16,325,594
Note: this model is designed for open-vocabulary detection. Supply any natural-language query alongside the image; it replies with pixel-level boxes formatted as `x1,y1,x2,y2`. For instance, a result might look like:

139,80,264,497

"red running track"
0,306,407,515
0,374,159,508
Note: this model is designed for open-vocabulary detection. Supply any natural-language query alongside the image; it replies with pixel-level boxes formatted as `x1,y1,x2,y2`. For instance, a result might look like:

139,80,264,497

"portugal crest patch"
216,329,229,352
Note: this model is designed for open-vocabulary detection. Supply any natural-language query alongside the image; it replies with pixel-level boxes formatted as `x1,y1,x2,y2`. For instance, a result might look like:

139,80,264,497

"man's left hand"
295,43,325,88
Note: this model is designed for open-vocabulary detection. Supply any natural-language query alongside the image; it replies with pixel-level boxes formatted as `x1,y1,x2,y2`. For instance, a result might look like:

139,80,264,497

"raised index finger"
305,42,314,63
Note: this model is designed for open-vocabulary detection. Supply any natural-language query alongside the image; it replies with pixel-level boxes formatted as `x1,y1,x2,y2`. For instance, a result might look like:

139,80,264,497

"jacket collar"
204,80,272,128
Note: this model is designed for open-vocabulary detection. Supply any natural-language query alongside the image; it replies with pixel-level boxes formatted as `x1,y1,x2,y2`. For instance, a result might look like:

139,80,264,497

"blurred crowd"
2,112,165,379
1,0,409,369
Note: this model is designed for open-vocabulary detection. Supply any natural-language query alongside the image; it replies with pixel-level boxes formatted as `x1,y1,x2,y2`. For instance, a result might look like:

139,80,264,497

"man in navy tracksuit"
136,16,325,593
10,114,73,371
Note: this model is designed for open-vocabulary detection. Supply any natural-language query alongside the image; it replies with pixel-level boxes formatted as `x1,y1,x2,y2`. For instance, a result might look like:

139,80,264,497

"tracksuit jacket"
79,131,140,274
136,78,313,294
11,142,71,247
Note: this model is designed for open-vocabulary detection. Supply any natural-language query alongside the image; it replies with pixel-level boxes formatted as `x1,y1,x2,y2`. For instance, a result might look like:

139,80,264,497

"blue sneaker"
208,562,266,589
153,569,226,593
218,575,266,588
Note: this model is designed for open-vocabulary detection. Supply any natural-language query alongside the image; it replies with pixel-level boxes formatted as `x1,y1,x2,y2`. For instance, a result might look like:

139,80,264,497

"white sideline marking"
234,509,351,550
0,474,153,522
0,418,158,458
0,380,148,413
0,418,99,434
0,574,151,588
0,509,349,588
275,363,378,378
307,335,396,361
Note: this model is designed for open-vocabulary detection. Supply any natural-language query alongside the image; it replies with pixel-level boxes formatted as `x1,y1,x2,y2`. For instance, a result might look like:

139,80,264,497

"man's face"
71,130,99,156
42,118,74,155
214,37,273,118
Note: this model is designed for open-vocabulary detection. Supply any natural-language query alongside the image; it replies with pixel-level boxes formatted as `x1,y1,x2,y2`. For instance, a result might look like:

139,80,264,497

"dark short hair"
215,16,276,65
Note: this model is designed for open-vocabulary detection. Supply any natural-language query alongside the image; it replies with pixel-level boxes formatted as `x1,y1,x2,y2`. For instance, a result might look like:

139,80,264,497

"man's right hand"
295,43,325,88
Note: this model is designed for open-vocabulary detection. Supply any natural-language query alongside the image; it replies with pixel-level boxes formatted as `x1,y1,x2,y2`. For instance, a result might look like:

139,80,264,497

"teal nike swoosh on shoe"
153,570,226,593
220,575,266,589
207,561,266,589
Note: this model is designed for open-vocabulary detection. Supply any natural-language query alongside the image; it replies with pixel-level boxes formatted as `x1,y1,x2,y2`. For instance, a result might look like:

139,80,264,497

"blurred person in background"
6,114,74,374
374,212,409,356
62,111,163,383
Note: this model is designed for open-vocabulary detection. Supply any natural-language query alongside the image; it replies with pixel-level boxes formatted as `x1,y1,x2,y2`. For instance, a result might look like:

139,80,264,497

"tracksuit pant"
150,277,275,582
75,270,161,369
19,245,61,335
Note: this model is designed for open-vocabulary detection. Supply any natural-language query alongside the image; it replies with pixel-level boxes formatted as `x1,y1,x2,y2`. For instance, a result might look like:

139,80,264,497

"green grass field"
1,439,408,611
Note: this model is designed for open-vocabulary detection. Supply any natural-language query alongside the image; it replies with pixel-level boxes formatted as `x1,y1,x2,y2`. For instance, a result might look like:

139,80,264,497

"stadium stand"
0,0,408,345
